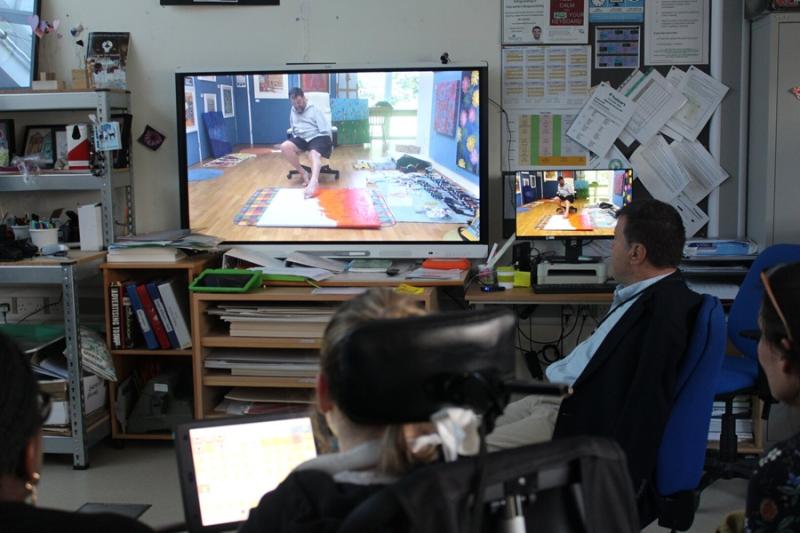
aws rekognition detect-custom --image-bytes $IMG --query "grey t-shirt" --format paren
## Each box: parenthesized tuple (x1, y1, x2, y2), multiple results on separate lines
(290, 102, 332, 141)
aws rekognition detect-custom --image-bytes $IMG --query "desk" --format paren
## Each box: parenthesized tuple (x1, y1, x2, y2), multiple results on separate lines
(0, 251, 108, 468)
(465, 286, 613, 307)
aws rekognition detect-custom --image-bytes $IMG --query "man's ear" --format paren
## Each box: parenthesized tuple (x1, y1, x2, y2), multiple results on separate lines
(629, 242, 647, 265)
(316, 373, 333, 413)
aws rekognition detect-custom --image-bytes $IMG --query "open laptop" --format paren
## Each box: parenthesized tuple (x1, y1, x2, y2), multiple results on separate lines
(175, 413, 318, 532)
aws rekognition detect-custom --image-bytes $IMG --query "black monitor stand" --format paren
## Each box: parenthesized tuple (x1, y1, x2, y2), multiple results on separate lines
(550, 238, 601, 264)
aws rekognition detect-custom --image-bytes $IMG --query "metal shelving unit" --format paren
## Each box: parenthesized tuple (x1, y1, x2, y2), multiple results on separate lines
(0, 90, 137, 468)
(0, 252, 108, 468)
(0, 89, 136, 243)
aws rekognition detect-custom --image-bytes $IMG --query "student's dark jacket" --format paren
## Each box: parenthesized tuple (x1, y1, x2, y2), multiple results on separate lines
(552, 271, 702, 524)
(0, 501, 154, 533)
(238, 470, 385, 533)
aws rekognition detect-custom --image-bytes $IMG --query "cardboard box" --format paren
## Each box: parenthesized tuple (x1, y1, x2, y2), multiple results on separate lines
(78, 203, 104, 251)
(43, 374, 107, 426)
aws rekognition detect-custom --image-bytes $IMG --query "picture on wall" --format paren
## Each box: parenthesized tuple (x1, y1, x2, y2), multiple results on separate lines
(434, 80, 458, 137)
(197, 76, 217, 82)
(203, 93, 217, 113)
(220, 85, 234, 118)
(185, 87, 198, 133)
(253, 74, 288, 99)
(300, 73, 329, 93)
(455, 71, 480, 176)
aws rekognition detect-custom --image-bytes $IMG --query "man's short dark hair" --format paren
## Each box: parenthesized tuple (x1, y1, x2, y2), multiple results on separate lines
(616, 199, 685, 268)
(289, 87, 304, 99)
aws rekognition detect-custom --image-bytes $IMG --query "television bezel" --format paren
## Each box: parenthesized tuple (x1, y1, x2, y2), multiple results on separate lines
(175, 62, 489, 259)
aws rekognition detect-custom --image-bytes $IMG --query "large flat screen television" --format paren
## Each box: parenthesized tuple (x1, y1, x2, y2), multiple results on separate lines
(514, 169, 633, 258)
(176, 64, 488, 259)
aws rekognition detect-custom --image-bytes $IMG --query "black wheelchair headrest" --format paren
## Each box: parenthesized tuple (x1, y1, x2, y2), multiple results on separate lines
(334, 308, 517, 425)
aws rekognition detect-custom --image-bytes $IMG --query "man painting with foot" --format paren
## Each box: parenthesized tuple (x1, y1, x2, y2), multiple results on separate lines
(281, 87, 333, 198)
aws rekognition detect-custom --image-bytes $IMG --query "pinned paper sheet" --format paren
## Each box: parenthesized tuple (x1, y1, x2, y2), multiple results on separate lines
(618, 69, 687, 146)
(674, 194, 709, 237)
(670, 139, 729, 203)
(589, 144, 632, 171)
(630, 134, 689, 201)
(566, 82, 635, 158)
(663, 66, 728, 140)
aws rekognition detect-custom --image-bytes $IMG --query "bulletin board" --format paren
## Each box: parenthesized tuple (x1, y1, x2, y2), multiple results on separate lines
(500, 0, 723, 238)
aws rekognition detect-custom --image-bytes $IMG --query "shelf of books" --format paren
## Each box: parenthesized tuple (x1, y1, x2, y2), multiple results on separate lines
(191, 286, 437, 420)
(101, 255, 217, 440)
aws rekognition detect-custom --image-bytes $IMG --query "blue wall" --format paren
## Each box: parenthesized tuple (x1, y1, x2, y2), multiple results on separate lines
(428, 71, 479, 186)
(186, 73, 341, 166)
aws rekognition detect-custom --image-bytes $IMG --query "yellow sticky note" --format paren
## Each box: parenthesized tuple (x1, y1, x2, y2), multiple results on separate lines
(513, 270, 532, 288)
(395, 283, 424, 295)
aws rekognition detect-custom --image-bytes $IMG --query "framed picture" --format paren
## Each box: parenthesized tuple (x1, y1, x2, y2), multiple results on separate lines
(23, 126, 57, 168)
(220, 85, 234, 118)
(111, 114, 133, 169)
(253, 74, 288, 99)
(197, 76, 217, 82)
(54, 128, 68, 169)
(0, 0, 40, 90)
(0, 119, 15, 167)
(185, 87, 198, 133)
(203, 93, 217, 113)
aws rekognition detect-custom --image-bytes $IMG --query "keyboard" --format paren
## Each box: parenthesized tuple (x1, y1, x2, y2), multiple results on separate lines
(533, 282, 618, 294)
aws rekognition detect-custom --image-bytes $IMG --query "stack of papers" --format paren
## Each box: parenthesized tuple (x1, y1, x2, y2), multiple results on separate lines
(208, 304, 336, 338)
(205, 348, 320, 376)
(109, 230, 222, 263)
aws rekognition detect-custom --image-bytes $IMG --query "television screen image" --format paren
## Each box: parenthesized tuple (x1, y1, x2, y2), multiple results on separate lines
(176, 65, 488, 257)
(514, 169, 633, 238)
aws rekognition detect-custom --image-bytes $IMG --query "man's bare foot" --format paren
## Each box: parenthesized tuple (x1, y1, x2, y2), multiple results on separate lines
(304, 180, 319, 198)
(299, 171, 310, 186)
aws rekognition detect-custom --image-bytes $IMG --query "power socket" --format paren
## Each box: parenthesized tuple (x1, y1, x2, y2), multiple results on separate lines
(15, 297, 45, 318)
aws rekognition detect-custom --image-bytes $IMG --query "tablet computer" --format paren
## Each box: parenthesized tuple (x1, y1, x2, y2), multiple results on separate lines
(175, 413, 318, 532)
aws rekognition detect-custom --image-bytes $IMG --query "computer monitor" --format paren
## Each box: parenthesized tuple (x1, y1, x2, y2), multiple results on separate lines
(175, 413, 317, 532)
(513, 169, 633, 260)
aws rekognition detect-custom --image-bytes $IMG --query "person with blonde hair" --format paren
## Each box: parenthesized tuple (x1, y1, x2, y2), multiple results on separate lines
(239, 288, 440, 532)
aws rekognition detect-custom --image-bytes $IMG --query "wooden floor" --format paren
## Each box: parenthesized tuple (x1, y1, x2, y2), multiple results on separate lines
(516, 200, 615, 238)
(188, 144, 463, 242)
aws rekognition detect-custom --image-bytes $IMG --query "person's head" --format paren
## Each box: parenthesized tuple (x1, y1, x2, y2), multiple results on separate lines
(289, 87, 307, 113)
(0, 333, 47, 503)
(612, 199, 685, 284)
(557, 176, 564, 184)
(758, 262, 800, 405)
(532, 25, 542, 40)
(316, 288, 435, 475)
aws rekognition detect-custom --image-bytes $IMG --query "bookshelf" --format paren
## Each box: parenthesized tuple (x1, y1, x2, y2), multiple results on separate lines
(191, 286, 438, 419)
(100, 254, 217, 440)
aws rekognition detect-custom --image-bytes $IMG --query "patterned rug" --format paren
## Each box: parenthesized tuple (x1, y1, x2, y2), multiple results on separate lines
(203, 152, 256, 168)
(234, 188, 396, 227)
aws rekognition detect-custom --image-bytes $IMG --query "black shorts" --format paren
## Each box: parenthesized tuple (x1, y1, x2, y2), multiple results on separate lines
(289, 135, 332, 159)
(557, 194, 575, 202)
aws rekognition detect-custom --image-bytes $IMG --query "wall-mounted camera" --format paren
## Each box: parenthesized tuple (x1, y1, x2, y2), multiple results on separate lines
(440, 52, 450, 65)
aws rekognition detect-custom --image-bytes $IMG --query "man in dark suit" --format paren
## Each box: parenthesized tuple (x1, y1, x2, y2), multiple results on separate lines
(487, 199, 702, 519)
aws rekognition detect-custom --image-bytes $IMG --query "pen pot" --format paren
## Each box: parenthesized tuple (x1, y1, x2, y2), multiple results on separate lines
(30, 228, 58, 251)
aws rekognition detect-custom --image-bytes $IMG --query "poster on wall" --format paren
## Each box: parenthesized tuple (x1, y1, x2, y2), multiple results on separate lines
(203, 93, 217, 113)
(220, 85, 234, 118)
(588, 0, 644, 23)
(253, 74, 288, 99)
(434, 81, 458, 137)
(502, 0, 589, 45)
(644, 0, 709, 65)
(507, 110, 589, 169)
(502, 46, 590, 109)
(594, 26, 640, 69)
(456, 71, 480, 176)
(300, 74, 329, 93)
(185, 87, 197, 133)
